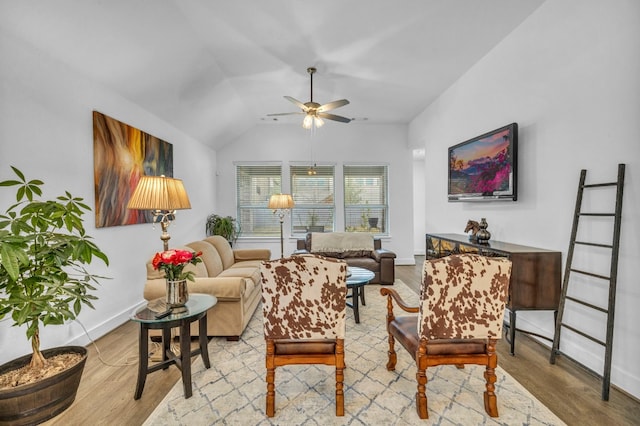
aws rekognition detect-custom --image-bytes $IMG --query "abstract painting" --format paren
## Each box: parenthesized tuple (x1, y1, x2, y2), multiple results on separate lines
(93, 111, 173, 227)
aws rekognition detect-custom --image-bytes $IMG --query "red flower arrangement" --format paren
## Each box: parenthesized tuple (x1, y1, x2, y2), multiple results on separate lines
(152, 249, 203, 281)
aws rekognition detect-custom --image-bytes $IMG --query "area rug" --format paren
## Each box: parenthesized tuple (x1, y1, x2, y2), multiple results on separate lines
(143, 280, 565, 425)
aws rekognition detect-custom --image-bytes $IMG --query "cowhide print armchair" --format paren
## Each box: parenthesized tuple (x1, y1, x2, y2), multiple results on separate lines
(260, 254, 348, 417)
(380, 254, 512, 419)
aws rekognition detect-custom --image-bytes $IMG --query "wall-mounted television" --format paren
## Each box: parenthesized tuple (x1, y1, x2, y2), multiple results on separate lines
(448, 123, 517, 202)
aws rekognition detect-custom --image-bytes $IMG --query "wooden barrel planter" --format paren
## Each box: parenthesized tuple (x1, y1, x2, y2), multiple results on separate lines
(0, 346, 87, 425)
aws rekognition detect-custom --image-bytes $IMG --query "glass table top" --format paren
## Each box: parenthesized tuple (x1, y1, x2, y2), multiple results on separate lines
(346, 266, 375, 285)
(131, 293, 217, 324)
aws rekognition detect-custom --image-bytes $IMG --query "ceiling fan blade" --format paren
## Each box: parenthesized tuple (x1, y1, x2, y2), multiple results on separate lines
(318, 112, 351, 123)
(284, 96, 310, 112)
(266, 112, 304, 116)
(317, 99, 350, 113)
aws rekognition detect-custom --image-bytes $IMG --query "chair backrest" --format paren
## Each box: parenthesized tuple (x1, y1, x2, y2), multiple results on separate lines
(418, 254, 512, 340)
(260, 254, 348, 340)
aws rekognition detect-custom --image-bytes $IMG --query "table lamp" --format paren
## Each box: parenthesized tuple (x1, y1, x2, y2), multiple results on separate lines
(127, 175, 191, 251)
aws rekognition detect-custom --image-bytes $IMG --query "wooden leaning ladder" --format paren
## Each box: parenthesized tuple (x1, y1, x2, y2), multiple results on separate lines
(549, 164, 625, 401)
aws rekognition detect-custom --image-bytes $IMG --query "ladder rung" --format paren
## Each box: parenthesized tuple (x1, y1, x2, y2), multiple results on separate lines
(560, 323, 606, 346)
(569, 268, 610, 281)
(565, 296, 608, 313)
(583, 182, 617, 188)
(579, 213, 615, 217)
(574, 241, 613, 249)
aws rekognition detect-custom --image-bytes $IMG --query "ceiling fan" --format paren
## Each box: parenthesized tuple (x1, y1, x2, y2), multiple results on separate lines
(268, 67, 351, 129)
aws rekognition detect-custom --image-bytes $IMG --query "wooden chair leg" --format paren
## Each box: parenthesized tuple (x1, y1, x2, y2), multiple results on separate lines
(484, 340, 499, 417)
(266, 340, 276, 417)
(382, 290, 398, 371)
(483, 365, 499, 417)
(336, 340, 345, 416)
(415, 366, 429, 419)
(386, 333, 397, 371)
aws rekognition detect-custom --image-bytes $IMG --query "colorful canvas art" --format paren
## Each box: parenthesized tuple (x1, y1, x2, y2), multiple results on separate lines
(93, 111, 173, 228)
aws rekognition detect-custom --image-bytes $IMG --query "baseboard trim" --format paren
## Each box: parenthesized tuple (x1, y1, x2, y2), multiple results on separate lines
(68, 300, 146, 347)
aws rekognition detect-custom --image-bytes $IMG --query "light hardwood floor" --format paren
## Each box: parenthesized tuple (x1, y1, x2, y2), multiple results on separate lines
(44, 258, 639, 425)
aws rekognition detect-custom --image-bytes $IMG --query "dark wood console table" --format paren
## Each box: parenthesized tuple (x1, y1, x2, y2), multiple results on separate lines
(426, 233, 561, 355)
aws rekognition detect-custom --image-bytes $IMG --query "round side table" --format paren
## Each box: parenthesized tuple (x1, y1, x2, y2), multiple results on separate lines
(131, 293, 217, 399)
(346, 267, 375, 324)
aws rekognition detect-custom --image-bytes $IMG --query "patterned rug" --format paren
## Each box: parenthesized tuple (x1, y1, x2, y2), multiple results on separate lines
(143, 280, 565, 425)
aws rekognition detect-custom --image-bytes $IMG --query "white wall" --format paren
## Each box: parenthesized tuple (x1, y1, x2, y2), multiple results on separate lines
(409, 0, 640, 398)
(412, 154, 426, 255)
(0, 32, 216, 363)
(216, 123, 415, 265)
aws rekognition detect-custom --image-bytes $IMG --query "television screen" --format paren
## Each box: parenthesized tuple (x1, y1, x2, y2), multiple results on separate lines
(448, 123, 517, 201)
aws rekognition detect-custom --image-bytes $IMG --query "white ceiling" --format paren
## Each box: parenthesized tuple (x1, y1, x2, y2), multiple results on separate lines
(1, 0, 545, 150)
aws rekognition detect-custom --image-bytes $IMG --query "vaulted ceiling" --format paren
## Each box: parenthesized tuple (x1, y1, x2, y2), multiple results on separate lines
(1, 1, 545, 150)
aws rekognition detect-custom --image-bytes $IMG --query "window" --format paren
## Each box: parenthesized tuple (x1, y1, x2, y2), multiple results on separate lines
(290, 165, 335, 234)
(236, 164, 282, 236)
(344, 164, 388, 234)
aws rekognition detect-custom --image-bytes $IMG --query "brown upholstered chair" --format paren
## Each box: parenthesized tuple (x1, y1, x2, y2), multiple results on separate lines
(260, 254, 348, 417)
(380, 254, 512, 419)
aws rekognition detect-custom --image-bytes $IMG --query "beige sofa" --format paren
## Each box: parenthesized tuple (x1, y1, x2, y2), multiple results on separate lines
(143, 235, 271, 340)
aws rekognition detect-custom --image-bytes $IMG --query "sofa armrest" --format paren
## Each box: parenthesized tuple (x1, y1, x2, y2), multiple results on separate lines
(233, 248, 271, 262)
(372, 248, 396, 261)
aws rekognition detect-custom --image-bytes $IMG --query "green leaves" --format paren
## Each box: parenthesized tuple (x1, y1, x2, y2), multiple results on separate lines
(0, 166, 109, 362)
(0, 165, 44, 202)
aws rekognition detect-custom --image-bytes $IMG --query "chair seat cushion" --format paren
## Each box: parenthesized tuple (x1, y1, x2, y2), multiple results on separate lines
(389, 316, 487, 359)
(273, 339, 337, 355)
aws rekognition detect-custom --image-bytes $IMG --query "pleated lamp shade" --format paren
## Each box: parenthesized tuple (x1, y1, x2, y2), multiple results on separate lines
(268, 194, 295, 210)
(127, 175, 191, 211)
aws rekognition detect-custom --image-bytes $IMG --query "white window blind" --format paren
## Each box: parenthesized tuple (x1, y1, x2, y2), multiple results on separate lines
(290, 165, 335, 234)
(236, 164, 282, 236)
(343, 164, 388, 234)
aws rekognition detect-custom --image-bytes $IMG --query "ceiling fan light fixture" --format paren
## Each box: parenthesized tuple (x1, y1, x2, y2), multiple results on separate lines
(269, 66, 351, 129)
(302, 114, 313, 129)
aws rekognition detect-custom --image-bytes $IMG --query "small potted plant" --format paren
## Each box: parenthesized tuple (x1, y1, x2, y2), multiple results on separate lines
(0, 166, 109, 424)
(205, 214, 240, 245)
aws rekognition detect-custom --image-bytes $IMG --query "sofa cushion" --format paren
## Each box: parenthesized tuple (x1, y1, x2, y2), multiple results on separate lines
(187, 240, 223, 277)
(190, 276, 252, 300)
(232, 259, 264, 269)
(308, 250, 372, 259)
(205, 236, 236, 270)
(310, 232, 374, 254)
(219, 266, 261, 285)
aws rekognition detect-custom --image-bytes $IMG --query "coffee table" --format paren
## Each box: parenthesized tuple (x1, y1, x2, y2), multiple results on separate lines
(346, 267, 375, 324)
(131, 293, 217, 399)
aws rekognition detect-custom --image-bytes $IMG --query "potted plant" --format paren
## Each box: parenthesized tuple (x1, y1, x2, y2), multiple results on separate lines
(205, 214, 239, 245)
(0, 166, 109, 424)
